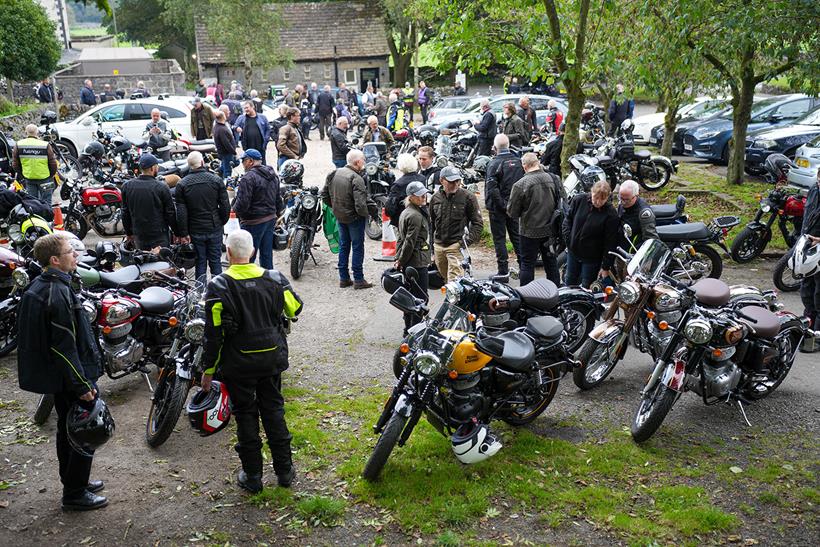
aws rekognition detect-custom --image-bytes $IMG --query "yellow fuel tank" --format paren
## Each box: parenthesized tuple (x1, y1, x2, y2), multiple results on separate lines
(440, 329, 492, 374)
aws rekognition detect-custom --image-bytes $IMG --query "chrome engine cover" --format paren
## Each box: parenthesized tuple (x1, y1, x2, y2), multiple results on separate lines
(102, 336, 144, 373)
(92, 206, 124, 236)
(688, 361, 741, 398)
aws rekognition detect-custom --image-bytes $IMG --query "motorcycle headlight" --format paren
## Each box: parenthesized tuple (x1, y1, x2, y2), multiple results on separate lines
(413, 351, 441, 376)
(444, 281, 462, 303)
(366, 163, 378, 176)
(82, 299, 97, 323)
(301, 194, 317, 209)
(184, 318, 205, 343)
(12, 268, 29, 289)
(618, 281, 641, 305)
(104, 302, 131, 325)
(759, 199, 771, 213)
(684, 318, 713, 344)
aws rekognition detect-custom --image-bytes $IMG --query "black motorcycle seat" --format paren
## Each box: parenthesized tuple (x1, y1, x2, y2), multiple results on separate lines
(136, 286, 175, 314)
(634, 149, 652, 159)
(657, 222, 709, 241)
(98, 265, 141, 288)
(595, 155, 613, 164)
(515, 279, 559, 311)
(651, 203, 679, 218)
(78, 254, 97, 266)
(189, 139, 214, 146)
(693, 278, 730, 307)
(738, 306, 780, 339)
(525, 316, 564, 340)
(481, 331, 535, 371)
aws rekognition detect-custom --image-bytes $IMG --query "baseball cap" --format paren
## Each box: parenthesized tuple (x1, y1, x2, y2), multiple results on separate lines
(191, 96, 202, 104)
(138, 153, 160, 170)
(440, 166, 463, 182)
(405, 181, 429, 197)
(239, 149, 262, 160)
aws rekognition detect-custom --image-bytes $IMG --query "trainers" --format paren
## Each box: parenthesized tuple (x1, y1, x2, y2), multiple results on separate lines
(237, 470, 263, 494)
(277, 467, 296, 488)
(354, 280, 374, 290)
(339, 279, 354, 288)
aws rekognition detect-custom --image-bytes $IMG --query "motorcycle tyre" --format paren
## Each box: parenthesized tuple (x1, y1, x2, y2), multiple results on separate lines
(574, 336, 620, 390)
(290, 229, 309, 279)
(556, 251, 567, 285)
(0, 306, 18, 358)
(58, 153, 83, 180)
(692, 244, 722, 280)
(637, 160, 671, 191)
(730, 226, 771, 263)
(772, 248, 800, 292)
(365, 196, 387, 241)
(561, 301, 596, 354)
(33, 394, 55, 425)
(631, 382, 678, 443)
(63, 210, 89, 240)
(392, 348, 404, 379)
(362, 411, 407, 482)
(500, 364, 559, 426)
(146, 370, 191, 448)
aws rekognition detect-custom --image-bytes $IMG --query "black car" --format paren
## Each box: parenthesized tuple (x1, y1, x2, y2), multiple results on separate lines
(649, 101, 731, 154)
(744, 106, 820, 174)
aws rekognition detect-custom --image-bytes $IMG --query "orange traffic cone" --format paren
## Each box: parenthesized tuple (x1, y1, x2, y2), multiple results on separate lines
(52, 206, 64, 231)
(374, 208, 397, 262)
(225, 211, 240, 235)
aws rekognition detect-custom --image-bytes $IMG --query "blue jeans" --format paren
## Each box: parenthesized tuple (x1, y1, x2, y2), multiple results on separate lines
(191, 229, 224, 282)
(242, 219, 276, 269)
(564, 251, 601, 288)
(26, 180, 54, 204)
(277, 156, 288, 169)
(332, 159, 346, 168)
(338, 217, 366, 282)
(220, 155, 236, 178)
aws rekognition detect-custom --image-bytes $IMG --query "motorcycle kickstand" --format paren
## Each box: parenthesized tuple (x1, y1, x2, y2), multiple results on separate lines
(309, 249, 318, 266)
(143, 372, 154, 394)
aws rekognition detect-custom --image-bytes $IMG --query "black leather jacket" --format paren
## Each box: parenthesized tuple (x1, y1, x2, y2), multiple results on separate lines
(175, 168, 231, 236)
(485, 151, 524, 214)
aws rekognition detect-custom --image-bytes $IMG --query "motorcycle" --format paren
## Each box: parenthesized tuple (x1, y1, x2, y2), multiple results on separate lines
(630, 262, 810, 442)
(579, 103, 606, 144)
(656, 215, 740, 281)
(288, 186, 323, 279)
(363, 278, 578, 481)
(39, 111, 82, 180)
(60, 176, 125, 240)
(361, 141, 395, 241)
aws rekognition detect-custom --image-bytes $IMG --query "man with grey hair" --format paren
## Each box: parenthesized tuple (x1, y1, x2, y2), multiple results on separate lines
(474, 98, 496, 157)
(143, 108, 172, 160)
(200, 228, 303, 494)
(322, 150, 373, 288)
(507, 152, 565, 285)
(175, 151, 231, 280)
(617, 179, 657, 246)
(485, 133, 523, 281)
(80, 79, 96, 106)
(329, 116, 351, 168)
(12, 124, 58, 202)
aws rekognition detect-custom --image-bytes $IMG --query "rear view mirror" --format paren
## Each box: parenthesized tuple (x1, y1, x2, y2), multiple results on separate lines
(623, 224, 633, 239)
(81, 117, 95, 127)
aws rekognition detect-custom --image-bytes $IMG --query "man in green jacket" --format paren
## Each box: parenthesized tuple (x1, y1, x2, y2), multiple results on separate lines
(200, 229, 303, 493)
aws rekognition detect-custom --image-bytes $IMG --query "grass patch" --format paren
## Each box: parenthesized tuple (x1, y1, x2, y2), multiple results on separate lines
(295, 495, 346, 527)
(0, 99, 39, 118)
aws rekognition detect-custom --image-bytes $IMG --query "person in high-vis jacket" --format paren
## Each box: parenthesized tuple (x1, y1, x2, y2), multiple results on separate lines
(12, 124, 58, 203)
(200, 229, 303, 494)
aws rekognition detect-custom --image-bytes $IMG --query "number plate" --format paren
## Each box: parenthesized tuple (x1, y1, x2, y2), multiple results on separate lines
(684, 144, 693, 151)
(796, 158, 810, 168)
(649, 137, 657, 144)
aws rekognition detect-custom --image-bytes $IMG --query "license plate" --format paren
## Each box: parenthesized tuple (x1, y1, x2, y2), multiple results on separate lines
(649, 137, 657, 144)
(796, 158, 810, 168)
(684, 144, 693, 151)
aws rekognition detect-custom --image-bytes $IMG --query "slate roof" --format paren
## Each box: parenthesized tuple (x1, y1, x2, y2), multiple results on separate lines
(195, 1, 390, 65)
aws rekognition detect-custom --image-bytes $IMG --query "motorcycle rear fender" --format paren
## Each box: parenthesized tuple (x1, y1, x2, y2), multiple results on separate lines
(649, 155, 674, 171)
(0, 296, 17, 316)
(745, 220, 773, 232)
(589, 319, 623, 343)
(660, 359, 687, 392)
(558, 287, 600, 317)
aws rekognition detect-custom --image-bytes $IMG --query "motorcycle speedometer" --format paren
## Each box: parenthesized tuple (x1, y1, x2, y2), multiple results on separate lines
(618, 281, 641, 305)
(684, 318, 713, 344)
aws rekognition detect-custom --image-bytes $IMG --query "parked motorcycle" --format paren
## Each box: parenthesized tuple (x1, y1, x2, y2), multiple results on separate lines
(61, 177, 125, 240)
(361, 141, 395, 241)
(39, 111, 82, 180)
(363, 278, 578, 480)
(289, 186, 323, 279)
(656, 215, 740, 281)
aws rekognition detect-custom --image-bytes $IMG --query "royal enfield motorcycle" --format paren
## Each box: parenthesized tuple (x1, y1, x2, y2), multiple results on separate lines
(61, 177, 125, 239)
(363, 281, 577, 481)
(289, 186, 323, 279)
(361, 141, 395, 241)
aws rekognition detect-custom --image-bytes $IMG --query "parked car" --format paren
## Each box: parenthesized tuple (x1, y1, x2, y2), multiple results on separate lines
(632, 96, 727, 144)
(41, 96, 195, 157)
(432, 94, 568, 130)
(787, 135, 820, 190)
(648, 100, 734, 154)
(744, 106, 820, 174)
(682, 94, 820, 164)
(427, 96, 481, 123)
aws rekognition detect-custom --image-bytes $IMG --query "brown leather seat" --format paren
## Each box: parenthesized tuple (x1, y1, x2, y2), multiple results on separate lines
(693, 278, 730, 306)
(738, 306, 780, 339)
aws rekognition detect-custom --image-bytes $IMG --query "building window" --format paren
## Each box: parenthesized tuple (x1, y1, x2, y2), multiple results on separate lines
(283, 68, 291, 81)
(303, 65, 311, 79)
(324, 64, 332, 80)
(344, 69, 356, 85)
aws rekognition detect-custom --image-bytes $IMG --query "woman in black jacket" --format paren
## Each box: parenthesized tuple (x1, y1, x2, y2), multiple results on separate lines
(386, 153, 425, 227)
(562, 180, 620, 288)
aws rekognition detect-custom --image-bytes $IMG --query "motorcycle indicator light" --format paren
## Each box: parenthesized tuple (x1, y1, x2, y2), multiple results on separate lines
(399, 343, 410, 354)
(102, 326, 112, 335)
(646, 311, 655, 320)
(604, 286, 613, 295)
(168, 316, 178, 327)
(755, 193, 761, 200)
(688, 247, 697, 256)
(712, 348, 723, 358)
(658, 321, 669, 331)
(448, 370, 458, 380)
(8, 261, 15, 270)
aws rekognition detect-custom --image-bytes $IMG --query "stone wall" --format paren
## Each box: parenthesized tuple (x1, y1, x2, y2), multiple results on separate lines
(0, 104, 92, 139)
(54, 59, 187, 104)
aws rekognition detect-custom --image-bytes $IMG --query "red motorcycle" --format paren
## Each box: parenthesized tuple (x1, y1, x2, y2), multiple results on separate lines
(60, 176, 125, 240)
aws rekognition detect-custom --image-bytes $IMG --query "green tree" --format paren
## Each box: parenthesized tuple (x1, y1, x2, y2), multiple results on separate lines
(653, 0, 820, 184)
(380, 0, 434, 86)
(0, 0, 62, 101)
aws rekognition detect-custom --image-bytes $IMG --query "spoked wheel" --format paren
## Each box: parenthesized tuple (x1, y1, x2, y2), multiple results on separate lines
(362, 411, 407, 482)
(365, 196, 387, 241)
(637, 160, 671, 191)
(574, 336, 621, 390)
(501, 365, 559, 425)
(631, 380, 679, 442)
(146, 368, 191, 448)
(33, 394, 55, 425)
(730, 226, 771, 263)
(740, 329, 800, 400)
(290, 229, 309, 279)
(62, 210, 89, 240)
(57, 153, 82, 181)
(772, 248, 801, 292)
(560, 302, 595, 354)
(668, 244, 722, 283)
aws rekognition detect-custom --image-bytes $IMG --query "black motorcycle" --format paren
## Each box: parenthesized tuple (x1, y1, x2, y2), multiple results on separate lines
(656, 215, 740, 281)
(289, 186, 323, 279)
(361, 142, 395, 241)
(39, 111, 82, 181)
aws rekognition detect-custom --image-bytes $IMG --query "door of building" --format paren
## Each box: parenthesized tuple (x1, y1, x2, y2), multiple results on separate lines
(360, 68, 379, 92)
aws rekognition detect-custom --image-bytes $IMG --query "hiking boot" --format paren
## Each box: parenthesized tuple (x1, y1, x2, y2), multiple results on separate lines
(237, 470, 263, 494)
(354, 280, 373, 290)
(277, 466, 296, 488)
(339, 279, 354, 288)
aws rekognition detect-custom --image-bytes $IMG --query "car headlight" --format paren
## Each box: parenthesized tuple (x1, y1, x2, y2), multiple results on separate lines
(754, 139, 778, 149)
(618, 281, 641, 305)
(184, 318, 205, 343)
(695, 128, 720, 139)
(301, 194, 317, 209)
(413, 351, 441, 376)
(444, 281, 462, 303)
(684, 318, 713, 344)
(365, 163, 378, 176)
(12, 268, 29, 289)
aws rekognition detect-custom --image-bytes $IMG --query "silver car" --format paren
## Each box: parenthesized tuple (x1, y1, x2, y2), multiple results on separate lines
(427, 96, 481, 124)
(788, 134, 820, 189)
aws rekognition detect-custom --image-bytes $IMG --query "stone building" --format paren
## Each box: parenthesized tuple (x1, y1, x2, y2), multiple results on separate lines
(194, 1, 391, 92)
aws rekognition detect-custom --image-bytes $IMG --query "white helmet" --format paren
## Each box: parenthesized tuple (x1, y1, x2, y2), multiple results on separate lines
(451, 421, 502, 464)
(789, 235, 820, 278)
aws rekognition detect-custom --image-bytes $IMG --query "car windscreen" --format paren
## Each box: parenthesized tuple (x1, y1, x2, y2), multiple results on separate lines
(796, 106, 820, 126)
(694, 101, 731, 119)
(749, 97, 786, 118)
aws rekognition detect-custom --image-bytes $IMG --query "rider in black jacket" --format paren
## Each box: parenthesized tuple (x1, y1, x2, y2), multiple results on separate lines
(329, 117, 351, 168)
(616, 180, 658, 247)
(474, 100, 497, 157)
(484, 134, 523, 278)
(122, 154, 179, 250)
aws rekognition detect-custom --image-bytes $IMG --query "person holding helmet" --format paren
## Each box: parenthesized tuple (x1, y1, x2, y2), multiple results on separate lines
(395, 181, 432, 331)
(12, 124, 58, 203)
(617, 180, 658, 247)
(798, 169, 820, 339)
(17, 233, 108, 511)
(122, 153, 180, 250)
(200, 229, 303, 493)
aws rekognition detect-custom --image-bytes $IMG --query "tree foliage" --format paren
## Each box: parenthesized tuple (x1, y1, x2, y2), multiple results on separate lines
(380, 0, 434, 86)
(0, 0, 62, 99)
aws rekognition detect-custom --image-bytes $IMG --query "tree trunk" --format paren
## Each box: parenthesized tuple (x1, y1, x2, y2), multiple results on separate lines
(393, 52, 412, 88)
(656, 91, 667, 113)
(727, 77, 756, 184)
(8, 81, 14, 103)
(660, 103, 679, 158)
(561, 81, 585, 176)
(244, 63, 254, 91)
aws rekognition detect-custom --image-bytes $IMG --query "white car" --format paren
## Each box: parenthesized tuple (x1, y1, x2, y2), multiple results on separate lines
(787, 135, 820, 190)
(433, 94, 568, 130)
(632, 96, 727, 144)
(427, 96, 481, 124)
(43, 96, 197, 157)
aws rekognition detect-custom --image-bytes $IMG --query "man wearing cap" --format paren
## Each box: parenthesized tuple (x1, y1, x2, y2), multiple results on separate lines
(396, 181, 431, 331)
(122, 154, 180, 250)
(190, 97, 214, 141)
(429, 166, 483, 282)
(233, 149, 283, 270)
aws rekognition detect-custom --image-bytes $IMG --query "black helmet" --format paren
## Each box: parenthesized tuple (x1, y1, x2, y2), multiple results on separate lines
(472, 155, 491, 175)
(763, 153, 796, 183)
(111, 135, 132, 155)
(94, 240, 119, 270)
(273, 225, 289, 251)
(280, 159, 304, 185)
(40, 110, 58, 126)
(418, 129, 437, 148)
(381, 267, 405, 295)
(172, 243, 196, 270)
(580, 165, 606, 191)
(427, 263, 445, 290)
(82, 141, 105, 160)
(187, 381, 231, 436)
(67, 398, 115, 457)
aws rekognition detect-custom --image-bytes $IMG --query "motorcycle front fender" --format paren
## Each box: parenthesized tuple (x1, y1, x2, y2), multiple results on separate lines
(659, 359, 687, 393)
(746, 218, 773, 231)
(0, 296, 18, 316)
(394, 393, 414, 418)
(589, 318, 624, 343)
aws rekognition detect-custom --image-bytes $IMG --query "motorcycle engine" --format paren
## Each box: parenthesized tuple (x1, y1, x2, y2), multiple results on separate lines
(446, 371, 487, 421)
(101, 335, 144, 373)
(687, 361, 741, 398)
(93, 205, 124, 236)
